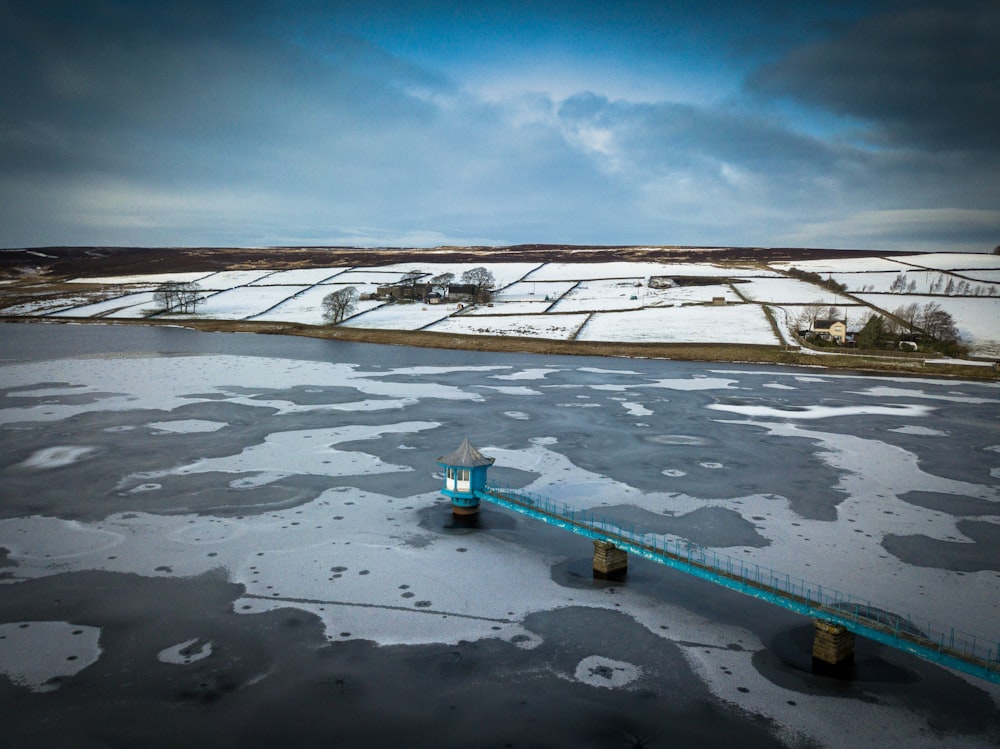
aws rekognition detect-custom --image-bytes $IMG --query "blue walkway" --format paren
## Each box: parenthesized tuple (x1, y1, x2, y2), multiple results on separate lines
(477, 482, 1000, 685)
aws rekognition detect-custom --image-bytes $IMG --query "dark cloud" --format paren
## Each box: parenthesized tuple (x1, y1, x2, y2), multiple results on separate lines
(748, 5, 1000, 151)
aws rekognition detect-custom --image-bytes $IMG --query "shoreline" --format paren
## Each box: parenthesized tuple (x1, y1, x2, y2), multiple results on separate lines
(7, 315, 997, 381)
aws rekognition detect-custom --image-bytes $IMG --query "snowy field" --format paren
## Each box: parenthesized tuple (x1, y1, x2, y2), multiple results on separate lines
(496, 280, 578, 302)
(188, 285, 311, 319)
(823, 270, 999, 296)
(247, 268, 349, 285)
(858, 293, 1000, 358)
(427, 312, 590, 339)
(738, 277, 856, 305)
(770, 257, 913, 274)
(577, 304, 779, 344)
(340, 301, 459, 330)
(901, 253, 1000, 271)
(4, 253, 997, 361)
(1, 323, 998, 748)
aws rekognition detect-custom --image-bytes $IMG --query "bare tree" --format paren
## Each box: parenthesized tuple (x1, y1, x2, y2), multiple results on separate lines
(322, 286, 359, 324)
(891, 302, 921, 333)
(400, 270, 424, 288)
(153, 281, 202, 313)
(460, 266, 496, 301)
(917, 302, 960, 341)
(428, 272, 454, 296)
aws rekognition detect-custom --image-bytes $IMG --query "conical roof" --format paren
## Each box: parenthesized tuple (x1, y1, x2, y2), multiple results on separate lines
(437, 437, 493, 467)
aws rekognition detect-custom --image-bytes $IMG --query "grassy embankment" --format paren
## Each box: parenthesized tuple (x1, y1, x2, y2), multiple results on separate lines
(12, 315, 995, 381)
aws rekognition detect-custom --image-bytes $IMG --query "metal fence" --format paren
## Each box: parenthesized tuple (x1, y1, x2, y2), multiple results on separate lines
(481, 482, 1000, 681)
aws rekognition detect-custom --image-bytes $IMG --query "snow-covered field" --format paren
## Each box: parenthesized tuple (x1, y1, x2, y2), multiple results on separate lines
(738, 277, 856, 305)
(4, 252, 998, 358)
(190, 285, 311, 320)
(901, 253, 1000, 271)
(428, 312, 590, 339)
(577, 304, 779, 344)
(858, 293, 1000, 358)
(341, 302, 458, 330)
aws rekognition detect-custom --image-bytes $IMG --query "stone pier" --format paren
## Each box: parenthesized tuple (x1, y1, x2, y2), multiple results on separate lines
(593, 540, 628, 580)
(812, 619, 855, 673)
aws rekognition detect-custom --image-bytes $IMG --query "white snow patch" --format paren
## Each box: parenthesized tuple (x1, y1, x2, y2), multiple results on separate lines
(157, 638, 213, 665)
(0, 622, 101, 692)
(20, 445, 95, 469)
(708, 403, 935, 420)
(148, 419, 226, 433)
(572, 655, 641, 689)
(889, 426, 948, 436)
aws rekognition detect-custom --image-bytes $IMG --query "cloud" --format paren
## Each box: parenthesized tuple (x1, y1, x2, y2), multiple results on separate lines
(785, 208, 1000, 252)
(0, 1, 996, 250)
(748, 5, 1000, 151)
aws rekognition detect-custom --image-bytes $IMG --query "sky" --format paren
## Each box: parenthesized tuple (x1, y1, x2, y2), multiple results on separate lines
(1, 0, 998, 251)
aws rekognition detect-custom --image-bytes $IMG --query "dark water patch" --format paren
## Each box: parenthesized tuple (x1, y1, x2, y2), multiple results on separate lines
(220, 384, 397, 407)
(0, 386, 127, 407)
(882, 520, 1000, 572)
(760, 624, 1000, 736)
(416, 502, 517, 535)
(898, 491, 999, 517)
(597, 504, 769, 549)
(550, 557, 637, 590)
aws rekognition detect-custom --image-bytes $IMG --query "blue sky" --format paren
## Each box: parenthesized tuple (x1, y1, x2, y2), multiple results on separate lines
(1, 0, 997, 251)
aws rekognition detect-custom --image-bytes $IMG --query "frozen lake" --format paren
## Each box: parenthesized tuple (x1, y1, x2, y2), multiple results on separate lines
(1, 322, 999, 748)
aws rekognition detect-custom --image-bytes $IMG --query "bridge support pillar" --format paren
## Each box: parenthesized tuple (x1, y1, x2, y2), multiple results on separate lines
(812, 620, 855, 674)
(593, 540, 627, 581)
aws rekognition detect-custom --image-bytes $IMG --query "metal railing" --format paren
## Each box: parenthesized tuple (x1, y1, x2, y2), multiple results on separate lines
(479, 482, 1000, 684)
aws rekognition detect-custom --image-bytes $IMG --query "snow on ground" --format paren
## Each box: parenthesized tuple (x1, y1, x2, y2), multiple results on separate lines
(252, 286, 383, 325)
(428, 312, 590, 339)
(824, 269, 991, 295)
(523, 262, 681, 281)
(900, 253, 1000, 270)
(66, 272, 213, 285)
(548, 278, 664, 312)
(577, 305, 779, 344)
(495, 280, 577, 301)
(660, 284, 742, 304)
(652, 262, 780, 278)
(1, 294, 111, 316)
(463, 301, 553, 316)
(178, 285, 310, 320)
(49, 291, 157, 318)
(320, 269, 422, 286)
(366, 262, 542, 289)
(197, 270, 279, 289)
(0, 622, 102, 692)
(738, 276, 855, 304)
(954, 269, 1000, 285)
(341, 302, 459, 330)
(857, 293, 1000, 357)
(770, 257, 912, 273)
(248, 268, 349, 285)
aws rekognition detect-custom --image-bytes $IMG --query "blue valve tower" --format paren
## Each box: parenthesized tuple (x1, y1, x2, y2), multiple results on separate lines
(437, 438, 494, 516)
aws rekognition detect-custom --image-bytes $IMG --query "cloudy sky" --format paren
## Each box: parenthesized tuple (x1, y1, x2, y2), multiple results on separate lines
(2, 0, 998, 251)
